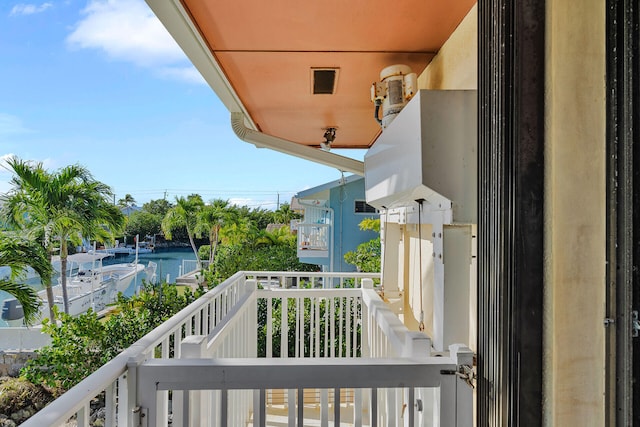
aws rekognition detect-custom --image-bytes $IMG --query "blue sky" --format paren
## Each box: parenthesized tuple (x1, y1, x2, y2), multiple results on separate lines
(0, 0, 364, 210)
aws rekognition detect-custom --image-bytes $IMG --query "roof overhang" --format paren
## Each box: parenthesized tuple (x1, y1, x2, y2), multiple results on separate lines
(145, 0, 475, 168)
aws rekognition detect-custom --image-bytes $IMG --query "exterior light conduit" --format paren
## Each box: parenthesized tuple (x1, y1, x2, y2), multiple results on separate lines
(231, 112, 364, 176)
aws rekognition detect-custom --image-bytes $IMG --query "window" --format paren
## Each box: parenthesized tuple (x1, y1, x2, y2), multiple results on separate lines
(354, 200, 378, 214)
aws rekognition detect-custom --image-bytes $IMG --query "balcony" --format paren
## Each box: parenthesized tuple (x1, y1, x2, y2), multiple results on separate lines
(22, 271, 473, 427)
(297, 223, 330, 258)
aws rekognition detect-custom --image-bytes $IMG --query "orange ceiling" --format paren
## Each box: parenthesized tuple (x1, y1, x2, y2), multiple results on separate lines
(181, 0, 475, 149)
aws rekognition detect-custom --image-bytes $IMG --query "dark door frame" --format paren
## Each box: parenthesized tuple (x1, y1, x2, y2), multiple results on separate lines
(606, 0, 639, 425)
(477, 0, 545, 425)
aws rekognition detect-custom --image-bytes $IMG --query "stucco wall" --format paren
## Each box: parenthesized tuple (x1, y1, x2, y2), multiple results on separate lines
(419, 4, 477, 91)
(329, 178, 378, 272)
(544, 0, 606, 424)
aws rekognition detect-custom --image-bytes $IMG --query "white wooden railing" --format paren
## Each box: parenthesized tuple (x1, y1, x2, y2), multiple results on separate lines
(297, 223, 330, 251)
(21, 271, 473, 427)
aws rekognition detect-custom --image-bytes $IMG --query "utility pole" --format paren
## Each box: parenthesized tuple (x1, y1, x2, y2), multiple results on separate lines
(277, 192, 280, 210)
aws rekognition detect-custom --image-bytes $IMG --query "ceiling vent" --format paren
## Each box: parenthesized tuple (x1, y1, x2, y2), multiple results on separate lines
(312, 68, 338, 94)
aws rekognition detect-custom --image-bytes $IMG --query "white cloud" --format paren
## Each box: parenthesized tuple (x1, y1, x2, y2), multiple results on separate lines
(0, 154, 17, 195)
(157, 66, 206, 85)
(9, 2, 53, 16)
(0, 153, 16, 168)
(229, 197, 278, 210)
(0, 113, 32, 136)
(66, 0, 202, 84)
(0, 154, 59, 177)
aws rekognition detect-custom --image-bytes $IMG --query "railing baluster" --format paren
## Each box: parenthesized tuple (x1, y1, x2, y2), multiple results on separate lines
(266, 297, 272, 358)
(334, 387, 341, 425)
(296, 297, 301, 358)
(309, 296, 314, 357)
(281, 296, 288, 358)
(297, 388, 304, 427)
(105, 382, 115, 427)
(252, 389, 263, 427)
(220, 389, 228, 427)
(320, 388, 329, 427)
(117, 372, 128, 426)
(315, 298, 320, 357)
(371, 388, 378, 427)
(354, 388, 362, 427)
(346, 297, 352, 357)
(195, 310, 202, 335)
(339, 296, 344, 357)
(386, 387, 397, 426)
(288, 389, 296, 426)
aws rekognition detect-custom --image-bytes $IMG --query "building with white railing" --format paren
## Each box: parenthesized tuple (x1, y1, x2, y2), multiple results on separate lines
(292, 175, 379, 272)
(23, 271, 473, 426)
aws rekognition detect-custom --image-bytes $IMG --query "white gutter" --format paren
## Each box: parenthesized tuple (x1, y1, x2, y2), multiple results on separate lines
(231, 113, 364, 176)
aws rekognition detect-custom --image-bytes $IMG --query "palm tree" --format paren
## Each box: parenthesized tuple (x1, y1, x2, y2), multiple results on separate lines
(1, 157, 125, 317)
(0, 230, 53, 324)
(117, 194, 136, 208)
(161, 194, 204, 268)
(273, 202, 299, 225)
(194, 199, 237, 266)
(220, 214, 255, 247)
(254, 226, 295, 249)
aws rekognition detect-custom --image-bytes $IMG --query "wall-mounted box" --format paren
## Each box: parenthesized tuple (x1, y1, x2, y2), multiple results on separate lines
(364, 90, 477, 224)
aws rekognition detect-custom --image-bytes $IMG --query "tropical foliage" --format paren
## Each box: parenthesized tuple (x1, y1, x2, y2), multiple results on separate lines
(124, 210, 162, 240)
(207, 222, 317, 284)
(194, 199, 236, 266)
(0, 230, 52, 324)
(344, 218, 381, 272)
(0, 157, 125, 317)
(161, 194, 205, 268)
(272, 202, 300, 224)
(21, 282, 203, 390)
(117, 193, 136, 208)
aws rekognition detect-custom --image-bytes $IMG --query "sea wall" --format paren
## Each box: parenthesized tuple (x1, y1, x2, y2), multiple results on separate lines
(0, 351, 37, 377)
(0, 327, 51, 353)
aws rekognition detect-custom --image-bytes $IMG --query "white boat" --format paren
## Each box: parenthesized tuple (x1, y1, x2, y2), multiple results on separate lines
(1, 252, 157, 326)
(98, 236, 155, 256)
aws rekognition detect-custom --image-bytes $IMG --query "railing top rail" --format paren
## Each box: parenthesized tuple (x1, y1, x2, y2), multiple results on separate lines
(244, 271, 379, 278)
(139, 357, 457, 390)
(255, 288, 362, 297)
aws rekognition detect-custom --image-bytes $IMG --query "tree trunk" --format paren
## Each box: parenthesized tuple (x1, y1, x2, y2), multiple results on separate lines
(45, 251, 56, 324)
(60, 241, 70, 314)
(187, 227, 201, 270)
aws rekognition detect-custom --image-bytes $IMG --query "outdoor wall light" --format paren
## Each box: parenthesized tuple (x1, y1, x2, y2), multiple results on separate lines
(321, 127, 337, 151)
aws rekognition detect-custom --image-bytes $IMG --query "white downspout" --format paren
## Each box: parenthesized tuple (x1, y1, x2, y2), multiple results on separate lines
(231, 112, 365, 176)
(328, 207, 334, 275)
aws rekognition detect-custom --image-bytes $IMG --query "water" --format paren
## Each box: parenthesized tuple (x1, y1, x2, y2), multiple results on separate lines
(104, 247, 197, 284)
(0, 248, 197, 327)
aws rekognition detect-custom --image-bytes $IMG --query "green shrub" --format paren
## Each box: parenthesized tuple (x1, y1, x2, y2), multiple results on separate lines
(21, 281, 203, 390)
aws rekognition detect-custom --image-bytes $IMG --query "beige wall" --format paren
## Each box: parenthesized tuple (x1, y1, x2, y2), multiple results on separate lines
(544, 0, 606, 425)
(419, 4, 477, 91)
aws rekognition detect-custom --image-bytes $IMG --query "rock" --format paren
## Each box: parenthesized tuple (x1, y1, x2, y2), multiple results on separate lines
(0, 418, 16, 427)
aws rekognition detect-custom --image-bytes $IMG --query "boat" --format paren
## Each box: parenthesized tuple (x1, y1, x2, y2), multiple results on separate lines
(100, 240, 154, 256)
(1, 252, 157, 326)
